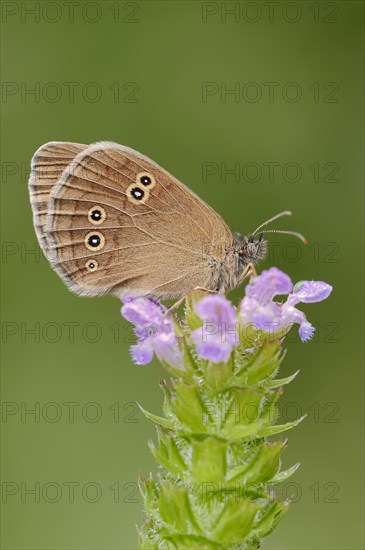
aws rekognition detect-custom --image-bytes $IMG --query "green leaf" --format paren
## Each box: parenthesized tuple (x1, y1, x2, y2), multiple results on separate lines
(270, 462, 300, 483)
(158, 480, 201, 534)
(203, 356, 234, 394)
(235, 340, 284, 386)
(222, 420, 264, 441)
(160, 380, 181, 425)
(173, 381, 210, 433)
(158, 358, 190, 382)
(227, 440, 286, 484)
(220, 388, 265, 440)
(181, 336, 200, 378)
(149, 427, 187, 477)
(250, 500, 289, 539)
(211, 497, 260, 544)
(139, 477, 160, 523)
(239, 322, 260, 349)
(260, 388, 283, 427)
(185, 292, 204, 332)
(191, 436, 227, 483)
(266, 370, 299, 389)
(258, 415, 306, 437)
(138, 403, 174, 430)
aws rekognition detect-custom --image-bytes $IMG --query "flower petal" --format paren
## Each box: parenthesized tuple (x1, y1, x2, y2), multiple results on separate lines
(246, 267, 293, 303)
(121, 297, 165, 327)
(195, 294, 236, 325)
(292, 281, 333, 303)
(154, 332, 184, 370)
(298, 321, 315, 342)
(194, 338, 233, 363)
(240, 296, 283, 329)
(130, 342, 154, 365)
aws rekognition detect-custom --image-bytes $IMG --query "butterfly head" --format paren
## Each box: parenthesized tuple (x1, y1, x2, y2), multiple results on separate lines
(238, 233, 268, 265)
(234, 210, 307, 269)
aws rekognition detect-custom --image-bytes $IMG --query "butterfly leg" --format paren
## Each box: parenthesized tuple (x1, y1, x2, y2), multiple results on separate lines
(163, 296, 186, 318)
(193, 286, 219, 294)
(238, 262, 257, 285)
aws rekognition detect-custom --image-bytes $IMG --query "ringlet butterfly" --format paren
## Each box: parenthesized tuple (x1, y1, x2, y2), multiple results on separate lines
(29, 141, 305, 298)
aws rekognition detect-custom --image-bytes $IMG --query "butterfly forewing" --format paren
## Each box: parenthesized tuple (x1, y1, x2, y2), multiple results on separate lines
(30, 141, 233, 298)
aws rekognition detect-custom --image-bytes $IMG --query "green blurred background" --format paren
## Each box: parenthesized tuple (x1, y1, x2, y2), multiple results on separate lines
(1, 1, 364, 548)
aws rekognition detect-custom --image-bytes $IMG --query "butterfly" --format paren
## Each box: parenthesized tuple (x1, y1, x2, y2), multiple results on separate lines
(29, 141, 305, 299)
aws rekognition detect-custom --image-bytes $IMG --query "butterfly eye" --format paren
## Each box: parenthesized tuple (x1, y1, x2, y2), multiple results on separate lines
(137, 172, 156, 190)
(88, 206, 106, 225)
(85, 259, 98, 272)
(85, 231, 105, 251)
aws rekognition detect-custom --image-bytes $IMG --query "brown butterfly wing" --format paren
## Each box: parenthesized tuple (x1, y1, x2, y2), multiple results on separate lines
(31, 141, 233, 298)
(29, 141, 87, 251)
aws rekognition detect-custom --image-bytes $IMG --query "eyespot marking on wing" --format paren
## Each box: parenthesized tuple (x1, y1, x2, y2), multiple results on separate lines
(88, 206, 106, 225)
(136, 172, 156, 190)
(126, 184, 150, 205)
(85, 259, 98, 272)
(85, 232, 105, 251)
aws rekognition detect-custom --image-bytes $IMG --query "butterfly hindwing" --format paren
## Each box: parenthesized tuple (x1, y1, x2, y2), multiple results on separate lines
(29, 141, 87, 252)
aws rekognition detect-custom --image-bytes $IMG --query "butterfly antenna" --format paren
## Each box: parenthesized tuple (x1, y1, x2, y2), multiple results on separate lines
(252, 210, 292, 235)
(259, 229, 307, 244)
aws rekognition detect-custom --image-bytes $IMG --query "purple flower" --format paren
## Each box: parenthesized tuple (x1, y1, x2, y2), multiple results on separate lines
(246, 267, 293, 303)
(240, 268, 332, 342)
(191, 295, 239, 363)
(121, 297, 183, 369)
